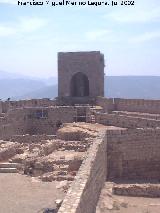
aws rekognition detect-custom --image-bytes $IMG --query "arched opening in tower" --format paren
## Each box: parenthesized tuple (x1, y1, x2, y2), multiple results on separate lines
(70, 72, 89, 97)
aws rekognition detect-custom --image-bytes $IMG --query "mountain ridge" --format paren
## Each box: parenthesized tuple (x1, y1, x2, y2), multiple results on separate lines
(0, 71, 160, 100)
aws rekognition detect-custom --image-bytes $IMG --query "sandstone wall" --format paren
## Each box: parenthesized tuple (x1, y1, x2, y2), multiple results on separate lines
(107, 128, 160, 180)
(96, 97, 115, 112)
(0, 106, 76, 139)
(10, 135, 56, 143)
(0, 124, 16, 140)
(0, 99, 57, 113)
(58, 51, 104, 98)
(115, 98, 160, 114)
(113, 184, 160, 198)
(0, 101, 2, 113)
(96, 97, 160, 114)
(58, 131, 107, 213)
(25, 106, 76, 135)
(112, 111, 160, 120)
(95, 112, 160, 128)
(0, 101, 10, 113)
(0, 108, 29, 139)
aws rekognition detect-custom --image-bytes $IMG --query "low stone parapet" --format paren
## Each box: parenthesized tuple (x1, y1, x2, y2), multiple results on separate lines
(113, 184, 160, 198)
(58, 131, 107, 213)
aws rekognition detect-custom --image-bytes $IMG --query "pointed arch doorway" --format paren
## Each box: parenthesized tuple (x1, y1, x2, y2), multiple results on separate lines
(70, 72, 89, 97)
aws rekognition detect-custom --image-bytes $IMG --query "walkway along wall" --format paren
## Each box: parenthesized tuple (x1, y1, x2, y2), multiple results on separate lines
(96, 97, 160, 114)
(58, 131, 107, 213)
(59, 127, 160, 213)
(95, 112, 160, 128)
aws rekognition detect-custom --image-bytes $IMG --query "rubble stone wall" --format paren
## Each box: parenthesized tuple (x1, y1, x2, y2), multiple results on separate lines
(96, 97, 115, 112)
(113, 184, 160, 198)
(107, 128, 160, 180)
(58, 131, 107, 213)
(0, 108, 28, 139)
(10, 135, 56, 143)
(0, 101, 10, 113)
(0, 106, 76, 139)
(112, 111, 160, 120)
(96, 97, 160, 114)
(95, 112, 160, 128)
(0, 124, 16, 140)
(25, 107, 76, 135)
(115, 98, 160, 113)
(58, 51, 104, 98)
(0, 99, 57, 113)
(0, 101, 2, 113)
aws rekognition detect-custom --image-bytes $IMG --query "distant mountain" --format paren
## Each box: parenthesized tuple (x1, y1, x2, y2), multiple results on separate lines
(13, 76, 160, 100)
(0, 71, 57, 100)
(0, 78, 46, 100)
(0, 70, 57, 84)
(43, 77, 57, 86)
(0, 70, 27, 79)
(15, 85, 58, 100)
(0, 71, 160, 100)
(105, 76, 160, 99)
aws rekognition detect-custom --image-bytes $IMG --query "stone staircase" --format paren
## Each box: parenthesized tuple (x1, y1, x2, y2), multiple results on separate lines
(0, 162, 20, 173)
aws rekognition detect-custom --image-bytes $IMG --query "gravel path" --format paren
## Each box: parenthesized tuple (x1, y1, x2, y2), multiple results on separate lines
(0, 174, 65, 213)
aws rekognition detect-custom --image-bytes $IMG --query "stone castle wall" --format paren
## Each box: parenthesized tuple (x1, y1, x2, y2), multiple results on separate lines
(25, 106, 76, 135)
(58, 51, 104, 98)
(0, 99, 57, 113)
(2, 97, 160, 115)
(0, 108, 28, 139)
(10, 135, 56, 143)
(115, 98, 160, 113)
(95, 112, 160, 128)
(0, 106, 76, 139)
(96, 97, 160, 114)
(96, 97, 115, 112)
(107, 128, 160, 180)
(58, 127, 160, 213)
(58, 131, 107, 213)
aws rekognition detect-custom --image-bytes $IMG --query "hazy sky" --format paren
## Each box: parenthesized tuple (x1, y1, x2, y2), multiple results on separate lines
(0, 0, 160, 78)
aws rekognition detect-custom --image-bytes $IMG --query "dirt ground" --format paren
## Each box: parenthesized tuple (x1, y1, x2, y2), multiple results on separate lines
(0, 174, 65, 213)
(96, 182, 160, 213)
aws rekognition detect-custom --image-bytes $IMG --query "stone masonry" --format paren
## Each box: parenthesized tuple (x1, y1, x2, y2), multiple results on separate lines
(58, 51, 104, 98)
(1, 52, 160, 213)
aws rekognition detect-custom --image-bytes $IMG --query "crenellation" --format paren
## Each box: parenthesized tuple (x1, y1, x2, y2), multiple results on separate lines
(1, 52, 160, 213)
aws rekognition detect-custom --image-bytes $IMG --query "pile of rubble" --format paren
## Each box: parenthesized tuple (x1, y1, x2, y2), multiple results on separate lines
(0, 141, 20, 161)
(113, 183, 160, 198)
(0, 123, 99, 184)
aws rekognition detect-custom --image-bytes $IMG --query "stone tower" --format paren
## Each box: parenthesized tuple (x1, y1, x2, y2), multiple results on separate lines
(58, 51, 104, 101)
